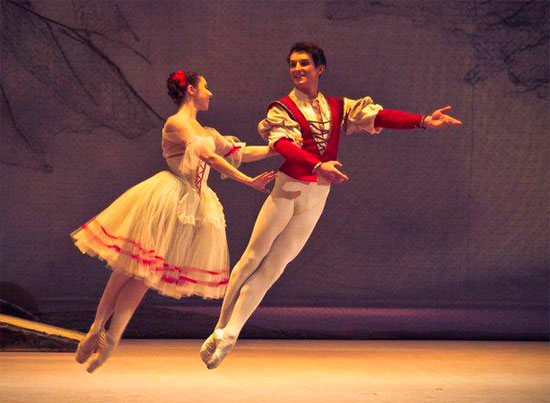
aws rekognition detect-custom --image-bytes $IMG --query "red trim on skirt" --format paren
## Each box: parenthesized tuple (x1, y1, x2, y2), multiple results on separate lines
(78, 221, 229, 287)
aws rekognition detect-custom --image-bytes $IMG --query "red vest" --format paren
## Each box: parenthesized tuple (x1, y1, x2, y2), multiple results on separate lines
(267, 95, 344, 182)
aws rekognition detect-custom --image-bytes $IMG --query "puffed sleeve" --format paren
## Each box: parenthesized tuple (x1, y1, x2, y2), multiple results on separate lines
(178, 135, 215, 175)
(163, 122, 213, 170)
(257, 104, 303, 148)
(343, 96, 384, 135)
(204, 127, 246, 180)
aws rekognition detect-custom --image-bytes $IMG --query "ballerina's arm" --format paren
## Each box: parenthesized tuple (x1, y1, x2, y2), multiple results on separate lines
(207, 127, 277, 163)
(241, 146, 278, 163)
(166, 122, 275, 193)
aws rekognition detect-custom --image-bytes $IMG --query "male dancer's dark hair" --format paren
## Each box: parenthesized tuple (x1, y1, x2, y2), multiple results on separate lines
(287, 42, 327, 67)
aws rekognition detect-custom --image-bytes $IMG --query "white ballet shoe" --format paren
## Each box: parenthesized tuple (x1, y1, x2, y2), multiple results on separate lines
(86, 331, 117, 373)
(199, 333, 216, 365)
(206, 329, 237, 370)
(75, 328, 104, 364)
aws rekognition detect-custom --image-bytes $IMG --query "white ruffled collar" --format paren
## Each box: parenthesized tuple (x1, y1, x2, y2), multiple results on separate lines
(291, 87, 324, 104)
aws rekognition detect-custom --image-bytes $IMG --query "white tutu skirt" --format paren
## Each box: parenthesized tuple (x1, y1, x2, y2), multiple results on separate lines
(71, 171, 230, 299)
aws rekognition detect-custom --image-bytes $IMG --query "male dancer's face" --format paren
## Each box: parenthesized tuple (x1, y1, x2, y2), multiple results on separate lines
(288, 51, 325, 96)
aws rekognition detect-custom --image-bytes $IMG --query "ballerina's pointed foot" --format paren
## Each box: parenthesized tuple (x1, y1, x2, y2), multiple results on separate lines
(86, 331, 117, 374)
(206, 329, 237, 370)
(75, 328, 104, 364)
(200, 333, 217, 365)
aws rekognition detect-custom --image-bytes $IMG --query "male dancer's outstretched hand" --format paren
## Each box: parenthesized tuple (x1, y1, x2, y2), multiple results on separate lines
(316, 161, 349, 183)
(424, 105, 462, 128)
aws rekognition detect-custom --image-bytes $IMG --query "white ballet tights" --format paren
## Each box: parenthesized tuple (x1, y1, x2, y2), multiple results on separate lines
(215, 173, 330, 339)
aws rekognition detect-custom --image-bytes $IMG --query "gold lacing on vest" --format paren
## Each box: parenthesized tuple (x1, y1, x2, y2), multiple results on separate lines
(195, 161, 206, 194)
(309, 120, 331, 153)
(309, 99, 331, 154)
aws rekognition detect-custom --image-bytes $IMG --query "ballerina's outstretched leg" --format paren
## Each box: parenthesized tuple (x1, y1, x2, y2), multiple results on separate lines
(86, 276, 149, 373)
(76, 271, 133, 364)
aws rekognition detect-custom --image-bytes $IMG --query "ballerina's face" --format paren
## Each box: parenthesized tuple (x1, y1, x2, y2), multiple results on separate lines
(288, 51, 325, 95)
(192, 76, 213, 111)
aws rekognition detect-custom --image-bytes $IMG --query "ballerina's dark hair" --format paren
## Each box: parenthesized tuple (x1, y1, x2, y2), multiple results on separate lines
(166, 70, 201, 105)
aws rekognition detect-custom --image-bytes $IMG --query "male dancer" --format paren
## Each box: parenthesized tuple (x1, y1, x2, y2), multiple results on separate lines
(202, 42, 462, 368)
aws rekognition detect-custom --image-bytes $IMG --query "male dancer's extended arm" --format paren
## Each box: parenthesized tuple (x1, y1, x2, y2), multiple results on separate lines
(373, 108, 424, 129)
(373, 107, 461, 129)
(273, 139, 349, 182)
(272, 107, 462, 168)
(272, 138, 320, 170)
(272, 108, 425, 165)
(270, 108, 442, 183)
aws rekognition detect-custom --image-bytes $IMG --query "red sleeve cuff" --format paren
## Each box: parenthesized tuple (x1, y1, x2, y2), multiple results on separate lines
(374, 109, 424, 129)
(223, 145, 241, 158)
(273, 138, 320, 171)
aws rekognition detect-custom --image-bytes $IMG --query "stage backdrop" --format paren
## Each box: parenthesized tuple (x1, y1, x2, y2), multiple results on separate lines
(1, 0, 548, 339)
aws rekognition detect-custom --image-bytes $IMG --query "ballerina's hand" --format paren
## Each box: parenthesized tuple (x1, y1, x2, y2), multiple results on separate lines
(249, 171, 277, 193)
(424, 105, 462, 128)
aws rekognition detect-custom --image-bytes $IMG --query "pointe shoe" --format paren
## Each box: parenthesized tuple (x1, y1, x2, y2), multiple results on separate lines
(199, 333, 216, 365)
(206, 329, 236, 370)
(75, 329, 104, 364)
(86, 331, 117, 374)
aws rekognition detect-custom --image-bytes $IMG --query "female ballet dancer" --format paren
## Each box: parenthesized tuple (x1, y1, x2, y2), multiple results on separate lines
(71, 69, 276, 373)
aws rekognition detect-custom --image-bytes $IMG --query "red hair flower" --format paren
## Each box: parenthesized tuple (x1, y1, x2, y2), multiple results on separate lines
(171, 70, 187, 88)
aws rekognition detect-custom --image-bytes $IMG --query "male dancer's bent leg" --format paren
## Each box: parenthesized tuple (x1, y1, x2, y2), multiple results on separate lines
(200, 175, 298, 364)
(223, 198, 327, 338)
(214, 189, 295, 331)
(205, 178, 329, 368)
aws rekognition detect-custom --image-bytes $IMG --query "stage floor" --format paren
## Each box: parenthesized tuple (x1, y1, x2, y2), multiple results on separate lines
(1, 340, 549, 402)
